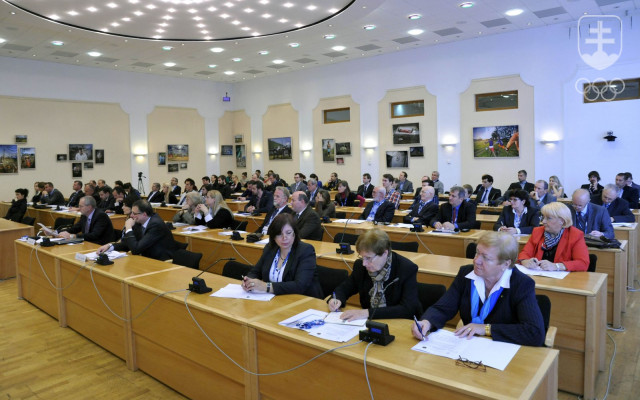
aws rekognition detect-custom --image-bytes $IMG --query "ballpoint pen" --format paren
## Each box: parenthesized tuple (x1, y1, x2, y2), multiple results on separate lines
(414, 316, 426, 341)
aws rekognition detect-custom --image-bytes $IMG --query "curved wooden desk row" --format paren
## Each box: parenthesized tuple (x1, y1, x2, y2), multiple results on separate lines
(13, 239, 557, 400)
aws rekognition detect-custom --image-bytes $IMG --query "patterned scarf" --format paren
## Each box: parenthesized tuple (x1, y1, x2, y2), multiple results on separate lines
(542, 227, 565, 250)
(368, 253, 392, 308)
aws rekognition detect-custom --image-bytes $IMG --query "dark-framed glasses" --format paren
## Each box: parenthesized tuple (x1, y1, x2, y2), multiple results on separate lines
(455, 356, 486, 372)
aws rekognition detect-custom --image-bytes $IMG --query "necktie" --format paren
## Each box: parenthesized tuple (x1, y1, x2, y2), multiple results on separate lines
(452, 207, 458, 223)
(576, 212, 586, 232)
(85, 217, 91, 234)
(481, 189, 488, 204)
(417, 201, 425, 214)
(605, 203, 610, 209)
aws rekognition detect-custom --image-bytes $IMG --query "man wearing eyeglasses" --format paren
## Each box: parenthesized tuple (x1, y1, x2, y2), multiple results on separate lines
(57, 196, 114, 245)
(570, 189, 615, 239)
(96, 200, 177, 260)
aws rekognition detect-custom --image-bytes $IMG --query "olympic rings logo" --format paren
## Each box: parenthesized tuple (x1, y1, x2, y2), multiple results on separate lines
(575, 77, 626, 102)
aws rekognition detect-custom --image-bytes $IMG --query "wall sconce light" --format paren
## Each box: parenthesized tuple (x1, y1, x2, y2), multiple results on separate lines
(133, 153, 147, 157)
(604, 131, 617, 142)
(208, 152, 218, 156)
(539, 139, 559, 145)
(440, 142, 457, 151)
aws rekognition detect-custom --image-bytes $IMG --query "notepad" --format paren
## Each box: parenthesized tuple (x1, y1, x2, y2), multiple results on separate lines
(210, 284, 275, 301)
(515, 264, 569, 279)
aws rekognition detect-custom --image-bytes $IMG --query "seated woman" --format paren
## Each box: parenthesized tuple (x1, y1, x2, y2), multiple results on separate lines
(334, 181, 357, 207)
(4, 188, 28, 222)
(241, 214, 323, 298)
(549, 175, 566, 198)
(172, 192, 202, 225)
(229, 174, 243, 193)
(518, 202, 589, 272)
(315, 189, 336, 219)
(328, 229, 422, 321)
(161, 182, 178, 204)
(412, 231, 545, 346)
(31, 182, 44, 204)
(194, 190, 234, 229)
(494, 189, 540, 235)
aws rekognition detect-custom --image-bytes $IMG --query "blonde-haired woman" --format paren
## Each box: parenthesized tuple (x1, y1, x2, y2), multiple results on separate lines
(173, 192, 202, 225)
(548, 176, 565, 198)
(195, 190, 235, 229)
(161, 182, 178, 204)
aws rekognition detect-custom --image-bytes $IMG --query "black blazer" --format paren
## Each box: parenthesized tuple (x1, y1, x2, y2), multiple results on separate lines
(244, 191, 274, 214)
(98, 195, 115, 212)
(356, 184, 374, 199)
(113, 214, 178, 260)
(582, 183, 604, 197)
(493, 206, 540, 234)
(65, 209, 115, 245)
(31, 192, 43, 204)
(360, 200, 395, 223)
(67, 190, 84, 207)
(474, 186, 502, 205)
(41, 189, 66, 206)
(334, 191, 357, 207)
(621, 186, 639, 209)
(423, 265, 545, 346)
(592, 197, 635, 223)
(403, 201, 439, 225)
(171, 185, 182, 196)
(333, 251, 422, 319)
(248, 242, 323, 298)
(255, 206, 294, 233)
(508, 181, 535, 193)
(229, 182, 243, 193)
(194, 207, 235, 229)
(4, 198, 27, 222)
(294, 206, 323, 241)
(430, 201, 477, 230)
(147, 191, 164, 203)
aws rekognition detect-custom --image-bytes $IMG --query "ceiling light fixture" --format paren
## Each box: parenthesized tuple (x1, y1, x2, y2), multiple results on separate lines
(258, 50, 269, 55)
(505, 9, 524, 17)
(224, 71, 235, 75)
(283, 2, 294, 8)
(459, 2, 474, 8)
(232, 58, 242, 62)
(210, 47, 224, 52)
(363, 24, 376, 30)
(408, 29, 424, 35)
(307, 5, 317, 11)
(408, 14, 421, 20)
(87, 7, 98, 12)
(208, 64, 217, 68)
(324, 34, 336, 39)
(88, 51, 101, 57)
(51, 41, 64, 46)
(332, 45, 346, 51)
(273, 59, 284, 64)
(164, 62, 176, 67)
(162, 46, 173, 50)
(289, 42, 300, 48)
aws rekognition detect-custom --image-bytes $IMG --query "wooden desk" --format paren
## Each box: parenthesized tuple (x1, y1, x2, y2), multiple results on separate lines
(613, 223, 638, 288)
(476, 214, 499, 230)
(226, 199, 249, 212)
(250, 298, 559, 400)
(0, 219, 33, 278)
(335, 206, 409, 223)
(154, 206, 181, 221)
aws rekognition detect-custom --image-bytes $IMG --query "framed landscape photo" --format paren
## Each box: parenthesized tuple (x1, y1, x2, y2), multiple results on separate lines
(336, 142, 351, 155)
(15, 135, 27, 144)
(472, 125, 520, 158)
(322, 138, 335, 162)
(392, 123, 420, 144)
(268, 137, 292, 160)
(20, 147, 36, 169)
(221, 145, 233, 156)
(234, 134, 244, 143)
(69, 144, 93, 161)
(95, 149, 104, 164)
(386, 151, 408, 168)
(84, 162, 93, 169)
(168, 163, 179, 172)
(0, 145, 18, 173)
(158, 152, 166, 165)
(167, 144, 189, 161)
(410, 146, 424, 157)
(57, 154, 67, 161)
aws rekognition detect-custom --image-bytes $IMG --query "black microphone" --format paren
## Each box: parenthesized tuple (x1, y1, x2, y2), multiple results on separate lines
(368, 277, 400, 321)
(359, 276, 400, 346)
(336, 211, 357, 253)
(189, 257, 236, 294)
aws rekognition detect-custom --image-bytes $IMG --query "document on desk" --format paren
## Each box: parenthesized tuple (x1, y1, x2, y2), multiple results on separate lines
(428, 230, 458, 235)
(389, 223, 414, 229)
(84, 251, 128, 261)
(324, 311, 367, 326)
(180, 225, 208, 234)
(218, 230, 247, 235)
(333, 219, 366, 224)
(172, 222, 189, 227)
(279, 309, 363, 342)
(612, 222, 634, 227)
(515, 264, 569, 279)
(411, 330, 520, 371)
(37, 223, 58, 236)
(211, 283, 275, 301)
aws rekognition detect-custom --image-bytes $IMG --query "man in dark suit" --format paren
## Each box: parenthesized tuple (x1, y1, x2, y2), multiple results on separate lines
(244, 180, 274, 214)
(592, 184, 635, 223)
(403, 186, 439, 225)
(430, 186, 476, 230)
(625, 172, 640, 192)
(57, 196, 114, 245)
(290, 191, 323, 240)
(305, 178, 319, 207)
(40, 182, 66, 206)
(289, 172, 307, 194)
(97, 200, 178, 261)
(147, 182, 164, 203)
(170, 177, 181, 197)
(616, 173, 639, 209)
(356, 173, 374, 199)
(530, 180, 557, 209)
(256, 187, 293, 234)
(108, 186, 127, 214)
(83, 183, 100, 205)
(396, 171, 413, 193)
(507, 169, 535, 193)
(359, 186, 395, 223)
(473, 174, 502, 205)
(571, 189, 615, 239)
(97, 186, 115, 211)
(66, 180, 84, 208)
(581, 170, 604, 198)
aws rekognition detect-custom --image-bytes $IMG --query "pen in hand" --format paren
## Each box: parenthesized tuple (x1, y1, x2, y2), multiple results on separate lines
(414, 316, 426, 341)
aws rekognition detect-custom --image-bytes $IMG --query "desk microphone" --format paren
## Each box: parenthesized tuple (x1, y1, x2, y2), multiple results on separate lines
(188, 257, 236, 294)
(359, 277, 400, 346)
(337, 211, 357, 247)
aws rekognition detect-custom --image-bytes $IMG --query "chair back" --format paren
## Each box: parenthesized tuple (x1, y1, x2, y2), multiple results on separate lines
(222, 260, 252, 280)
(234, 220, 248, 231)
(390, 241, 419, 253)
(417, 282, 447, 313)
(54, 217, 76, 231)
(333, 232, 359, 245)
(21, 216, 36, 226)
(335, 211, 346, 219)
(465, 242, 477, 259)
(588, 254, 597, 272)
(536, 294, 551, 332)
(479, 209, 501, 215)
(316, 265, 348, 299)
(175, 240, 188, 250)
(172, 249, 203, 270)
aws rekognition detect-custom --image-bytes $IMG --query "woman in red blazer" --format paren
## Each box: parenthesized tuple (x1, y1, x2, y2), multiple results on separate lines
(518, 202, 589, 272)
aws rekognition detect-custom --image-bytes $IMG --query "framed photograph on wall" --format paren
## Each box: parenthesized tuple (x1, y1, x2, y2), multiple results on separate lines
(168, 163, 179, 172)
(158, 152, 166, 165)
(221, 145, 233, 156)
(410, 146, 424, 157)
(472, 125, 519, 158)
(392, 123, 420, 144)
(168, 144, 189, 161)
(322, 138, 335, 162)
(0, 145, 18, 173)
(84, 162, 93, 169)
(236, 144, 246, 167)
(57, 154, 67, 161)
(180, 162, 188, 169)
(69, 144, 93, 161)
(234, 134, 244, 143)
(386, 151, 408, 168)
(15, 135, 27, 144)
(336, 157, 344, 165)
(95, 149, 104, 164)
(336, 142, 351, 155)
(72, 162, 82, 178)
(20, 147, 36, 169)
(268, 137, 292, 160)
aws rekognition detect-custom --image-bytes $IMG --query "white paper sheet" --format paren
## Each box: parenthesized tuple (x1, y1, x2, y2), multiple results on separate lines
(279, 309, 362, 342)
(389, 223, 414, 229)
(172, 222, 189, 227)
(218, 230, 247, 236)
(210, 283, 275, 301)
(324, 311, 367, 326)
(180, 226, 208, 234)
(333, 219, 366, 224)
(84, 251, 128, 261)
(515, 264, 569, 279)
(612, 222, 634, 227)
(428, 230, 458, 235)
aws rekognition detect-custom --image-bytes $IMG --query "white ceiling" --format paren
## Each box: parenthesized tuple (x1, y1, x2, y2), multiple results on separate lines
(0, 0, 638, 83)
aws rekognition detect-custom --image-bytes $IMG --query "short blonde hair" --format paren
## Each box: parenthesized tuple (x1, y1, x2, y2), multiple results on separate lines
(476, 231, 518, 268)
(206, 190, 231, 215)
(541, 202, 573, 228)
(355, 228, 391, 255)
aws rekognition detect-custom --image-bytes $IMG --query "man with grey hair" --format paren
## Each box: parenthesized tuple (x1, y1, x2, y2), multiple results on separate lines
(147, 182, 163, 203)
(57, 196, 115, 245)
(591, 184, 635, 223)
(306, 178, 319, 207)
(290, 191, 323, 240)
(530, 180, 556, 208)
(404, 186, 438, 225)
(359, 186, 395, 223)
(431, 186, 476, 230)
(256, 186, 293, 234)
(570, 189, 615, 238)
(431, 171, 444, 194)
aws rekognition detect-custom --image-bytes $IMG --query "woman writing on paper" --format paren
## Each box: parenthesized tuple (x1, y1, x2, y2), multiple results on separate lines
(242, 214, 323, 298)
(493, 189, 540, 235)
(328, 229, 422, 321)
(194, 190, 234, 229)
(412, 231, 545, 346)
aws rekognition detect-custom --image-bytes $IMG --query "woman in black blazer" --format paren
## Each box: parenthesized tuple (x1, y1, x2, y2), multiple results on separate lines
(242, 214, 323, 298)
(194, 190, 234, 229)
(328, 229, 422, 321)
(229, 174, 243, 193)
(161, 183, 178, 204)
(4, 188, 28, 222)
(494, 189, 540, 235)
(334, 181, 357, 207)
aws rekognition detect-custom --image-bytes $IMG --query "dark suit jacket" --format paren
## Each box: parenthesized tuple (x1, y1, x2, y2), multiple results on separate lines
(147, 191, 164, 203)
(430, 201, 476, 230)
(592, 197, 635, 223)
(493, 206, 540, 234)
(244, 191, 274, 214)
(518, 226, 590, 271)
(360, 200, 395, 223)
(97, 195, 113, 212)
(194, 208, 235, 229)
(570, 203, 615, 239)
(248, 242, 323, 298)
(334, 252, 422, 319)
(422, 265, 545, 346)
(65, 209, 115, 245)
(474, 186, 502, 205)
(171, 185, 182, 196)
(621, 186, 639, 209)
(403, 202, 439, 225)
(41, 189, 66, 206)
(113, 214, 178, 260)
(581, 183, 604, 197)
(67, 190, 84, 207)
(4, 198, 27, 222)
(334, 192, 357, 207)
(255, 206, 293, 233)
(294, 206, 323, 241)
(356, 184, 374, 199)
(306, 188, 319, 207)
(508, 181, 535, 193)
(397, 180, 413, 193)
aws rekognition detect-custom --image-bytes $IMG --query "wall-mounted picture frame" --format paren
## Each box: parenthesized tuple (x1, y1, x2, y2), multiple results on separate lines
(168, 163, 179, 172)
(180, 162, 188, 169)
(221, 145, 233, 156)
(72, 162, 82, 178)
(322, 138, 335, 162)
(19, 147, 36, 169)
(268, 137, 292, 160)
(392, 123, 420, 144)
(15, 135, 28, 144)
(57, 154, 67, 161)
(336, 142, 351, 155)
(236, 144, 246, 167)
(95, 149, 104, 164)
(69, 144, 93, 161)
(410, 146, 424, 157)
(472, 125, 520, 158)
(336, 157, 344, 165)
(168, 144, 189, 161)
(0, 145, 18, 173)
(386, 151, 408, 168)
(84, 162, 93, 169)
(234, 134, 244, 143)
(158, 152, 166, 165)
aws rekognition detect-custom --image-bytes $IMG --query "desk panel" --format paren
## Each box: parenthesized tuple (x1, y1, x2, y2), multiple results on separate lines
(0, 219, 33, 278)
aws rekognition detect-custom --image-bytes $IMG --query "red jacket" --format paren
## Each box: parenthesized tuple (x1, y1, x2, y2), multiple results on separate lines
(518, 226, 589, 272)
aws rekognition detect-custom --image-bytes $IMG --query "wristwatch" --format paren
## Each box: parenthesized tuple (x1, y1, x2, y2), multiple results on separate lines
(485, 324, 491, 337)
(266, 282, 271, 293)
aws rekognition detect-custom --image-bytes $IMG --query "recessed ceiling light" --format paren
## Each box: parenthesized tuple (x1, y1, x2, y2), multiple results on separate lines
(259, 0, 270, 4)
(162, 46, 173, 51)
(232, 20, 241, 25)
(168, 8, 176, 13)
(188, 9, 197, 14)
(122, 17, 131, 21)
(49, 14, 61, 20)
(408, 29, 424, 35)
(88, 51, 101, 57)
(283, 2, 294, 8)
(87, 7, 98, 12)
(273, 59, 284, 64)
(251, 32, 260, 36)
(164, 62, 176, 67)
(258, 50, 269, 55)
(244, 8, 254, 13)
(505, 9, 523, 17)
(332, 45, 346, 51)
(112, 22, 121, 27)
(193, 16, 202, 21)
(459, 2, 474, 8)
(146, 4, 156, 10)
(262, 13, 272, 18)
(220, 13, 230, 19)
(106, 3, 118, 9)
(128, 0, 139, 3)
(408, 14, 422, 20)
(294, 23, 303, 28)
(232, 58, 242, 62)
(134, 11, 144, 16)
(51, 41, 64, 46)
(329, 8, 338, 13)
(67, 10, 79, 16)
(324, 34, 336, 39)
(307, 5, 317, 11)
(224, 2, 234, 7)
(241, 27, 251, 31)
(363, 25, 376, 30)
(279, 18, 288, 23)
(197, 23, 205, 27)
(224, 71, 235, 75)
(207, 7, 217, 12)
(208, 64, 217, 68)
(289, 43, 300, 48)
(210, 47, 224, 53)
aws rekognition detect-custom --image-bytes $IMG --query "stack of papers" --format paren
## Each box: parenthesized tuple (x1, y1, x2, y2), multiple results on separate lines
(333, 219, 366, 224)
(389, 223, 414, 229)
(180, 225, 208, 234)
(84, 251, 128, 261)
(515, 264, 569, 279)
(279, 309, 364, 342)
(428, 229, 458, 235)
(210, 284, 275, 301)
(612, 222, 634, 227)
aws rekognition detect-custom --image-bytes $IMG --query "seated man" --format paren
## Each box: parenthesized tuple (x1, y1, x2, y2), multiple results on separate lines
(324, 172, 340, 190)
(616, 173, 639, 209)
(431, 171, 444, 194)
(570, 189, 615, 239)
(581, 170, 604, 198)
(591, 184, 635, 223)
(67, 180, 85, 208)
(97, 200, 178, 261)
(244, 180, 274, 214)
(396, 171, 413, 193)
(290, 191, 323, 240)
(530, 180, 556, 209)
(256, 187, 293, 235)
(57, 196, 114, 245)
(147, 182, 164, 203)
(403, 186, 438, 225)
(473, 174, 502, 206)
(430, 186, 476, 230)
(507, 169, 535, 192)
(382, 174, 401, 209)
(359, 186, 395, 223)
(305, 178, 319, 207)
(97, 186, 115, 211)
(289, 172, 307, 194)
(108, 186, 127, 214)
(83, 183, 100, 205)
(40, 182, 66, 206)
(357, 173, 374, 199)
